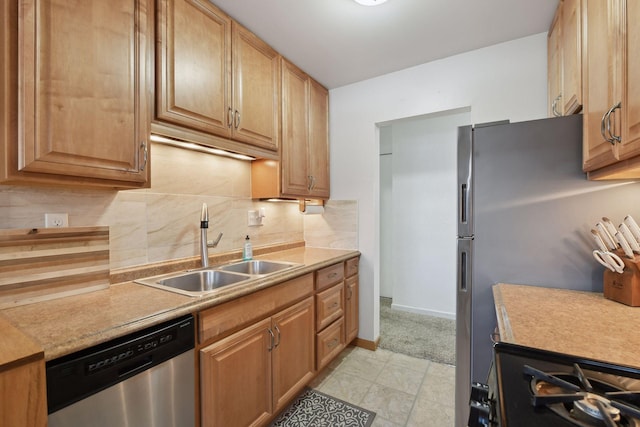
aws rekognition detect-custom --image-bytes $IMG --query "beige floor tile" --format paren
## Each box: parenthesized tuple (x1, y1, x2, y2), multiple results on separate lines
(315, 370, 373, 406)
(349, 346, 395, 363)
(406, 399, 455, 427)
(338, 353, 387, 381)
(371, 415, 404, 427)
(375, 363, 425, 395)
(418, 373, 455, 407)
(427, 361, 456, 378)
(387, 352, 431, 373)
(360, 383, 415, 425)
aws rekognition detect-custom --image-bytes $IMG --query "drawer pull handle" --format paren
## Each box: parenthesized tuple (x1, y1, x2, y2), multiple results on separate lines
(330, 302, 339, 309)
(328, 272, 338, 279)
(267, 328, 275, 351)
(274, 325, 281, 348)
(327, 338, 339, 349)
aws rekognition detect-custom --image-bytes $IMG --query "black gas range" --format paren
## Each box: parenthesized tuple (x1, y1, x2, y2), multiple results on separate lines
(469, 342, 640, 427)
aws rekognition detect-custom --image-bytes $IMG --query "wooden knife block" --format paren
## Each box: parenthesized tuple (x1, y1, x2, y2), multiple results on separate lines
(603, 253, 640, 306)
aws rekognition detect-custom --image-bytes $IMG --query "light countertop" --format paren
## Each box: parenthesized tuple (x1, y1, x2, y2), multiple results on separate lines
(493, 283, 640, 370)
(1, 246, 359, 361)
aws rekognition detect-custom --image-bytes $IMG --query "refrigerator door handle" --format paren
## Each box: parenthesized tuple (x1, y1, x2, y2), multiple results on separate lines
(457, 238, 472, 292)
(457, 125, 473, 237)
(455, 237, 473, 427)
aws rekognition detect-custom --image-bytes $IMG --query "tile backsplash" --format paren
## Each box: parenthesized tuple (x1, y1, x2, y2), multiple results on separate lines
(0, 143, 358, 270)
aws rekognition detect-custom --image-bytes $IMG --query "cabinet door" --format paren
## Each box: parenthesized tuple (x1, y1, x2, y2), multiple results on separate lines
(345, 275, 359, 344)
(582, 0, 620, 171)
(232, 22, 280, 151)
(561, 0, 582, 114)
(281, 59, 310, 197)
(156, 0, 231, 136)
(200, 318, 272, 427)
(548, 6, 562, 117)
(308, 79, 330, 198)
(272, 297, 315, 412)
(17, 0, 150, 185)
(619, 0, 640, 160)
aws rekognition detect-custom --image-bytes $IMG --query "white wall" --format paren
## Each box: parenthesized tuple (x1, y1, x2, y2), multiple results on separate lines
(329, 33, 549, 343)
(389, 109, 470, 319)
(379, 126, 393, 298)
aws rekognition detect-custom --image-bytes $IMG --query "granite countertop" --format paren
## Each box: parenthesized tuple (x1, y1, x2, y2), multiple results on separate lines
(493, 283, 640, 370)
(0, 246, 359, 361)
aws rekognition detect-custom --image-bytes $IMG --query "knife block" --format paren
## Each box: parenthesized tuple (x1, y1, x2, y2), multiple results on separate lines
(603, 253, 640, 306)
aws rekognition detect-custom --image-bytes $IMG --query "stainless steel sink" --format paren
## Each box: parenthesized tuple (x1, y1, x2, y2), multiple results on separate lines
(135, 270, 251, 297)
(135, 259, 299, 296)
(216, 260, 298, 275)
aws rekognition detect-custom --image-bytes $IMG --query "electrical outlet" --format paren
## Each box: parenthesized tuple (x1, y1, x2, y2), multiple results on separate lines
(45, 213, 69, 228)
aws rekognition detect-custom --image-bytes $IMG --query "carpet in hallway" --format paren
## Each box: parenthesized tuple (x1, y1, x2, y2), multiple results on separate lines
(379, 297, 455, 365)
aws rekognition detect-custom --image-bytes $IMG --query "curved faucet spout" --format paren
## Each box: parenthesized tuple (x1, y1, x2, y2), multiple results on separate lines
(200, 204, 222, 268)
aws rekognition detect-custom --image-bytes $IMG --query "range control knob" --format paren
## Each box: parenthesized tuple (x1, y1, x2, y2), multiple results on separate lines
(468, 400, 491, 427)
(471, 382, 490, 403)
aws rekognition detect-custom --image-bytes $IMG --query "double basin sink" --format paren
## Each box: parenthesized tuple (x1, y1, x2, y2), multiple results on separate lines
(135, 260, 300, 297)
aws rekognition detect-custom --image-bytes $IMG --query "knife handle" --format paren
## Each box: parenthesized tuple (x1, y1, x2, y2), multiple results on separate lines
(619, 223, 640, 253)
(602, 217, 619, 241)
(591, 229, 610, 252)
(624, 215, 640, 243)
(597, 222, 618, 250)
(615, 232, 635, 259)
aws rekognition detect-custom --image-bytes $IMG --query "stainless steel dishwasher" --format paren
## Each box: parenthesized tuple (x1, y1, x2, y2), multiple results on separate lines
(46, 314, 195, 427)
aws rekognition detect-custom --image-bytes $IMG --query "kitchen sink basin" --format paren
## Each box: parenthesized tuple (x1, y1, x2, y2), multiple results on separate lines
(135, 259, 300, 296)
(135, 270, 251, 297)
(216, 260, 298, 275)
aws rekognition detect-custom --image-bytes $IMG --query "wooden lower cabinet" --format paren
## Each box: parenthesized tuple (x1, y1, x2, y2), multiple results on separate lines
(200, 296, 314, 427)
(345, 274, 359, 344)
(272, 297, 316, 411)
(316, 317, 345, 370)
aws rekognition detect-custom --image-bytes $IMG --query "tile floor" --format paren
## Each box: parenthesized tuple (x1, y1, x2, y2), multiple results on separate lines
(309, 346, 455, 426)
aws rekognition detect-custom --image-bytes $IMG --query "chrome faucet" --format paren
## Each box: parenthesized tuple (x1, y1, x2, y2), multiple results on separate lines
(200, 203, 223, 268)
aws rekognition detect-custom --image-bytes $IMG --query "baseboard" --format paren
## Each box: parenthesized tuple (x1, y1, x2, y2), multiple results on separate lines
(390, 302, 455, 320)
(353, 336, 380, 351)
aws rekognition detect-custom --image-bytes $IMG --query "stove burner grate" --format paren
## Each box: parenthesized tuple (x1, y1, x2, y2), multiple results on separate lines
(525, 364, 640, 427)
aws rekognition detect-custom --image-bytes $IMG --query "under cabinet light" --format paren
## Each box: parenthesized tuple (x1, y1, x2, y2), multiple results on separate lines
(353, 0, 388, 5)
(150, 135, 255, 161)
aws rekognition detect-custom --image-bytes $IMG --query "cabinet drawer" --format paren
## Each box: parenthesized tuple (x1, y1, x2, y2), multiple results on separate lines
(316, 317, 345, 370)
(345, 257, 359, 278)
(316, 282, 344, 331)
(199, 273, 313, 344)
(315, 263, 344, 291)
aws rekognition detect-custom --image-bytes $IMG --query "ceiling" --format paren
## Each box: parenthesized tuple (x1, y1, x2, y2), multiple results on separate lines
(211, 0, 559, 89)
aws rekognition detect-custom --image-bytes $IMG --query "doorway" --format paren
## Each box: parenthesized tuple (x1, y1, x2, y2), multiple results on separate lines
(377, 108, 470, 363)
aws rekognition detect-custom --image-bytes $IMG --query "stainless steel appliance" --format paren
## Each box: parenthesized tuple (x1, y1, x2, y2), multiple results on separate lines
(455, 114, 640, 426)
(47, 314, 195, 427)
(470, 341, 640, 426)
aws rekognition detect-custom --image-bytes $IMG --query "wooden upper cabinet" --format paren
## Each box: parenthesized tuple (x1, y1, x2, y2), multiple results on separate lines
(548, 10, 563, 117)
(1, 0, 151, 188)
(583, 0, 640, 178)
(308, 79, 330, 199)
(618, 0, 640, 162)
(155, 1, 279, 152)
(231, 23, 280, 151)
(156, 0, 231, 136)
(547, 0, 582, 117)
(253, 58, 329, 200)
(281, 59, 311, 197)
(560, 0, 582, 114)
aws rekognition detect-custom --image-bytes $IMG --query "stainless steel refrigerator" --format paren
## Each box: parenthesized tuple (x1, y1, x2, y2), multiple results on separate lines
(454, 114, 640, 426)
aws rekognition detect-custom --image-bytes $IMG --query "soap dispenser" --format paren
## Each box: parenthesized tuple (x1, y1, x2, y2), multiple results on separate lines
(243, 235, 253, 260)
